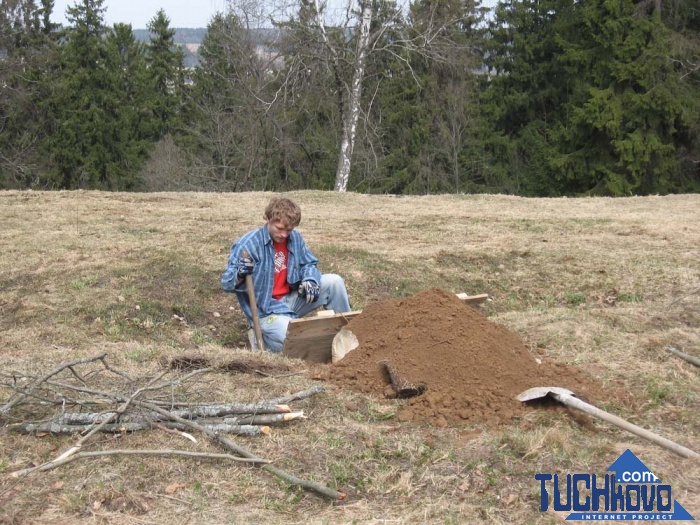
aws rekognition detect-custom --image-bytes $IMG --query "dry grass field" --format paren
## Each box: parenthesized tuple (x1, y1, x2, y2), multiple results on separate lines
(0, 190, 698, 524)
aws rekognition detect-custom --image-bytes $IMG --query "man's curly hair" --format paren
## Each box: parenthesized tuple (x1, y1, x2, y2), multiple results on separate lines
(263, 197, 302, 227)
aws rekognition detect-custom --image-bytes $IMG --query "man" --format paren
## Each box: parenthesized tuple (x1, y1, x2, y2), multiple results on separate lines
(221, 197, 351, 352)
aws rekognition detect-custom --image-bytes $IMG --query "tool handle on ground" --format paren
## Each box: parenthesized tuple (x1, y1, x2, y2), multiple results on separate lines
(242, 250, 265, 352)
(665, 346, 700, 368)
(556, 394, 700, 459)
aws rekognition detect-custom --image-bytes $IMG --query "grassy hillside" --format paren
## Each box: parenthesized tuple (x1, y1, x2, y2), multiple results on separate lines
(1, 190, 698, 523)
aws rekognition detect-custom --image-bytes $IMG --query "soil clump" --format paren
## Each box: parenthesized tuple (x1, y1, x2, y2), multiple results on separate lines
(318, 289, 597, 426)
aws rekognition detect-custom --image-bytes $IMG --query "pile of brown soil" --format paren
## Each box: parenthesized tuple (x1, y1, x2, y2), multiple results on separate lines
(318, 289, 596, 426)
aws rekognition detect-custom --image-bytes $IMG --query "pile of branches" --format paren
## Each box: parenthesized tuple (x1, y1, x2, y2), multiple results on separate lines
(0, 353, 344, 500)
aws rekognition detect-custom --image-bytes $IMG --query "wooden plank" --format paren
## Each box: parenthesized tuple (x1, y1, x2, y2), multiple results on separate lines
(280, 312, 359, 363)
(456, 293, 489, 305)
(280, 293, 488, 363)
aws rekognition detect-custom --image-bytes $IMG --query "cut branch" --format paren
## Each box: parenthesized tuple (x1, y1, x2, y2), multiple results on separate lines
(231, 411, 306, 426)
(49, 371, 169, 465)
(2, 356, 332, 498)
(9, 421, 270, 436)
(136, 400, 345, 500)
(266, 385, 324, 405)
(10, 449, 268, 478)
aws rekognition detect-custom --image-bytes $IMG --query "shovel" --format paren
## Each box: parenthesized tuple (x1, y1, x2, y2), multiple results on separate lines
(517, 387, 700, 459)
(382, 361, 427, 399)
(242, 250, 264, 352)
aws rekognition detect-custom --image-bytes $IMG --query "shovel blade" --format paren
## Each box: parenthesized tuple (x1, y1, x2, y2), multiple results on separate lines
(516, 386, 576, 402)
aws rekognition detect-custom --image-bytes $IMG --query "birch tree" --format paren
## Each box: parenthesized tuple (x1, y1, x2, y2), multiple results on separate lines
(330, 0, 372, 191)
(281, 0, 474, 192)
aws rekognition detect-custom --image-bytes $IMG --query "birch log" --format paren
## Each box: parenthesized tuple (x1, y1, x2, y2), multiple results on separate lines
(9, 421, 269, 436)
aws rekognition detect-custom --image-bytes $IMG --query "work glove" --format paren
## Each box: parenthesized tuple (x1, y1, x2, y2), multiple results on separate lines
(236, 256, 254, 279)
(298, 280, 320, 304)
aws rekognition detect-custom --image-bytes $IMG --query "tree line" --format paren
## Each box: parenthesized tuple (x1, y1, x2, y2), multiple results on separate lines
(1, 0, 698, 196)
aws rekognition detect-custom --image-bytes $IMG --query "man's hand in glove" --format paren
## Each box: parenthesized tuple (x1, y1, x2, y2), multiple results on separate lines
(237, 256, 254, 279)
(298, 280, 320, 304)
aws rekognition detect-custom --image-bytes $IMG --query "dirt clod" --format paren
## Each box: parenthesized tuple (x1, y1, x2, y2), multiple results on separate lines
(321, 289, 596, 425)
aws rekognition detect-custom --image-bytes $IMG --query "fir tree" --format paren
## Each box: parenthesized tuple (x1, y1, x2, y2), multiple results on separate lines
(144, 9, 184, 141)
(0, 0, 58, 187)
(557, 0, 699, 194)
(43, 0, 145, 189)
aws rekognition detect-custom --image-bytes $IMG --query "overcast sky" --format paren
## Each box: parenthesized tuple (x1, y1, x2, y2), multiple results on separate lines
(51, 1, 228, 29)
(51, 1, 498, 30)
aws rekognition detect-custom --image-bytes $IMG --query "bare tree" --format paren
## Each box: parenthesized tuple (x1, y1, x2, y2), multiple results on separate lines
(275, 0, 476, 192)
(184, 3, 287, 190)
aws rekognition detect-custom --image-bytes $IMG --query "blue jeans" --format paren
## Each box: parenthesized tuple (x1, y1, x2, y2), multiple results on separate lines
(258, 274, 351, 353)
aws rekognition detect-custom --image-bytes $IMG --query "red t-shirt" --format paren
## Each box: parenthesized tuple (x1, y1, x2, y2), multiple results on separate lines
(272, 241, 290, 300)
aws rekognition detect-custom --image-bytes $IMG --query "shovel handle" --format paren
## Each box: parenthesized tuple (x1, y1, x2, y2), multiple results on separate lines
(554, 393, 700, 459)
(242, 250, 264, 352)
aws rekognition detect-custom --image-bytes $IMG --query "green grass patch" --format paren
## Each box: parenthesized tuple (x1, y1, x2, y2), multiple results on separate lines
(69, 276, 100, 290)
(564, 291, 586, 306)
(618, 291, 644, 303)
(119, 227, 160, 237)
(645, 379, 672, 406)
(71, 254, 239, 345)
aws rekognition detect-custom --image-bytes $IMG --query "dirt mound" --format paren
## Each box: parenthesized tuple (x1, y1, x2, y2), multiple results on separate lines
(319, 289, 596, 426)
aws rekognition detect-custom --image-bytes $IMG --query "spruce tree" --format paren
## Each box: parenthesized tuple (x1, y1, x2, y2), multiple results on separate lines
(274, 1, 344, 189)
(105, 23, 150, 173)
(403, 0, 488, 194)
(43, 0, 145, 189)
(482, 0, 574, 196)
(482, 0, 699, 195)
(557, 0, 699, 194)
(144, 9, 184, 141)
(0, 0, 58, 188)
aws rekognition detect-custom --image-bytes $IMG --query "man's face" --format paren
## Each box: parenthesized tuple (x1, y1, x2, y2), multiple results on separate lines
(267, 220, 294, 243)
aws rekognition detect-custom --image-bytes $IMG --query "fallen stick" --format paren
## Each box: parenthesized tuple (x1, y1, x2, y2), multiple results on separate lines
(154, 423, 198, 443)
(10, 372, 170, 478)
(136, 400, 345, 500)
(168, 403, 292, 418)
(7, 385, 322, 431)
(15, 368, 212, 413)
(9, 413, 304, 433)
(266, 385, 325, 405)
(666, 346, 700, 368)
(45, 386, 323, 412)
(3, 360, 333, 495)
(230, 412, 306, 426)
(9, 421, 270, 436)
(10, 449, 267, 478)
(42, 403, 293, 426)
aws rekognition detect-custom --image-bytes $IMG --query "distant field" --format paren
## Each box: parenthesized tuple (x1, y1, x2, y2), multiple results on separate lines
(1, 190, 698, 524)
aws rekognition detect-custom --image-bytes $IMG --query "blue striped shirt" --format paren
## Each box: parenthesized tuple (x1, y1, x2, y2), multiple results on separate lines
(221, 225, 322, 323)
